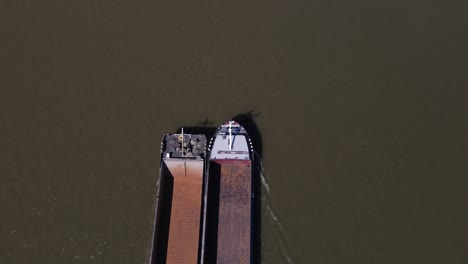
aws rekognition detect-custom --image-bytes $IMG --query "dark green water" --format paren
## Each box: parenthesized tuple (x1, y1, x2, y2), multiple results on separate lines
(1, 0, 468, 263)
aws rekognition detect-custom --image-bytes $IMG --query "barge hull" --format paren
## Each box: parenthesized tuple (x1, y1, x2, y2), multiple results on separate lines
(151, 133, 206, 264)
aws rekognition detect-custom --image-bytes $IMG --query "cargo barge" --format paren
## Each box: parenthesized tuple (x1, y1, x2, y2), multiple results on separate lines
(202, 121, 255, 264)
(150, 132, 207, 264)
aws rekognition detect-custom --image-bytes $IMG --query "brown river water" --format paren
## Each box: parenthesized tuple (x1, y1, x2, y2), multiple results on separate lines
(1, 0, 468, 263)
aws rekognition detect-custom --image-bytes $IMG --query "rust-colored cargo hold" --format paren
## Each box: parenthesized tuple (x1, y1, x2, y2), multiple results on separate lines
(165, 160, 203, 264)
(213, 159, 252, 263)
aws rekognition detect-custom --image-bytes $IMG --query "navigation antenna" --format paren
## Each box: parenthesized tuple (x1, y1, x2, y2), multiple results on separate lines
(228, 121, 233, 150)
(181, 127, 184, 157)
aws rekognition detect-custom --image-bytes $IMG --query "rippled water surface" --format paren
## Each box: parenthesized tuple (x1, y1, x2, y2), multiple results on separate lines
(1, 0, 468, 263)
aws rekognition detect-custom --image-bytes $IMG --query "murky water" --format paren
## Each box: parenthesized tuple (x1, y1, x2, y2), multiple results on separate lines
(1, 0, 468, 263)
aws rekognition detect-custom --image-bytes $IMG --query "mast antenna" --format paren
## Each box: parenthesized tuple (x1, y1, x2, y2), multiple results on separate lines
(228, 121, 233, 150)
(181, 127, 184, 156)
